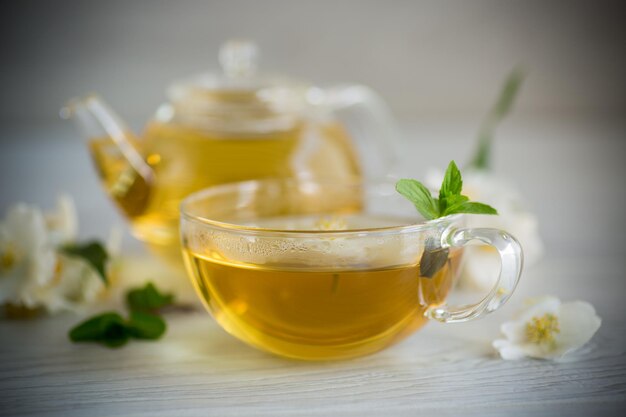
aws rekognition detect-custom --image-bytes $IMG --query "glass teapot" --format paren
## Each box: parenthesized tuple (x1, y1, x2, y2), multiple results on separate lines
(63, 40, 400, 267)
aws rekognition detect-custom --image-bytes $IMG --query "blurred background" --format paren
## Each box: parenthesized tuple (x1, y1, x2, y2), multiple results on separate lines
(1, 0, 624, 122)
(0, 0, 625, 257)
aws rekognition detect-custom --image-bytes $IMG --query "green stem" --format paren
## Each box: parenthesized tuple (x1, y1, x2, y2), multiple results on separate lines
(468, 67, 525, 171)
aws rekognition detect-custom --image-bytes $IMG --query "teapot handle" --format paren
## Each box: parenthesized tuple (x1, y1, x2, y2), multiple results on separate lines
(319, 85, 402, 180)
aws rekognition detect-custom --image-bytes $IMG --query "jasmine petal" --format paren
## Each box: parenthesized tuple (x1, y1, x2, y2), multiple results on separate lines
(493, 296, 601, 361)
(1, 196, 107, 315)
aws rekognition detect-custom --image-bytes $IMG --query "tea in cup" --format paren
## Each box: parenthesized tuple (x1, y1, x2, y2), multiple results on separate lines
(180, 179, 523, 360)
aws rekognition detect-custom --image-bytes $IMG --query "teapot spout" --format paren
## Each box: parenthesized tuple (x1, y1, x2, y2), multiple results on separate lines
(61, 94, 153, 217)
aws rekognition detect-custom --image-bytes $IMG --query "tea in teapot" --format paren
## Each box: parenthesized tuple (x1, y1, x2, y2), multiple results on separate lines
(64, 40, 399, 267)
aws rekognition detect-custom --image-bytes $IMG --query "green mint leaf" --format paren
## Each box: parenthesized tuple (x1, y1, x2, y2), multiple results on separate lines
(69, 312, 129, 348)
(126, 311, 166, 340)
(69, 283, 172, 348)
(447, 201, 498, 216)
(440, 161, 463, 197)
(62, 241, 109, 283)
(441, 194, 469, 216)
(126, 282, 174, 314)
(395, 179, 439, 220)
(439, 161, 463, 213)
(469, 68, 525, 170)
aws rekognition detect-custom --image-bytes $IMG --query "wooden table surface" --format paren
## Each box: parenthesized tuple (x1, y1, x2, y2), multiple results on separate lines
(1, 119, 625, 416)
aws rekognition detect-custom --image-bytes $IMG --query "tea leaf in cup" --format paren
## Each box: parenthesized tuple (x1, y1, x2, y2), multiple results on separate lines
(420, 238, 450, 279)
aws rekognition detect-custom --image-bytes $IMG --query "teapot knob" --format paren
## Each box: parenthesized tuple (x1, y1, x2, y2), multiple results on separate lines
(219, 39, 258, 79)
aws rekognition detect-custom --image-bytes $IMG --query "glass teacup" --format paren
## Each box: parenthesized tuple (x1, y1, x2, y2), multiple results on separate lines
(180, 179, 523, 360)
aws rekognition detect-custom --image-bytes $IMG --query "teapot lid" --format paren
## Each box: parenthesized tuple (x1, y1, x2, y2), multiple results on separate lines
(165, 40, 310, 133)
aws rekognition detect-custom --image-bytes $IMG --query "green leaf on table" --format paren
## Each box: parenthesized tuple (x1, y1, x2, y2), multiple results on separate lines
(69, 312, 129, 348)
(126, 282, 174, 314)
(126, 311, 166, 339)
(68, 311, 167, 348)
(61, 241, 109, 283)
(68, 283, 173, 348)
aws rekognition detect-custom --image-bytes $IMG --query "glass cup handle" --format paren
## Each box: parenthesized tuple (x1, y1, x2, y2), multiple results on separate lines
(426, 227, 524, 323)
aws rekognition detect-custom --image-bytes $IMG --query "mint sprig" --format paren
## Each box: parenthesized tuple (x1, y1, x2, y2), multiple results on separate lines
(68, 281, 172, 348)
(396, 161, 498, 278)
(396, 160, 498, 220)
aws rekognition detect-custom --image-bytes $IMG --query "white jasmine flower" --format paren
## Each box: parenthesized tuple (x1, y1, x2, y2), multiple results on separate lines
(1, 197, 106, 315)
(493, 296, 601, 360)
(45, 194, 78, 245)
(33, 254, 105, 313)
(426, 168, 543, 291)
(0, 204, 57, 308)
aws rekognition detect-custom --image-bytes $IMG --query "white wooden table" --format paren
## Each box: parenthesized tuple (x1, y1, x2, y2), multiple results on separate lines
(1, 119, 625, 416)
